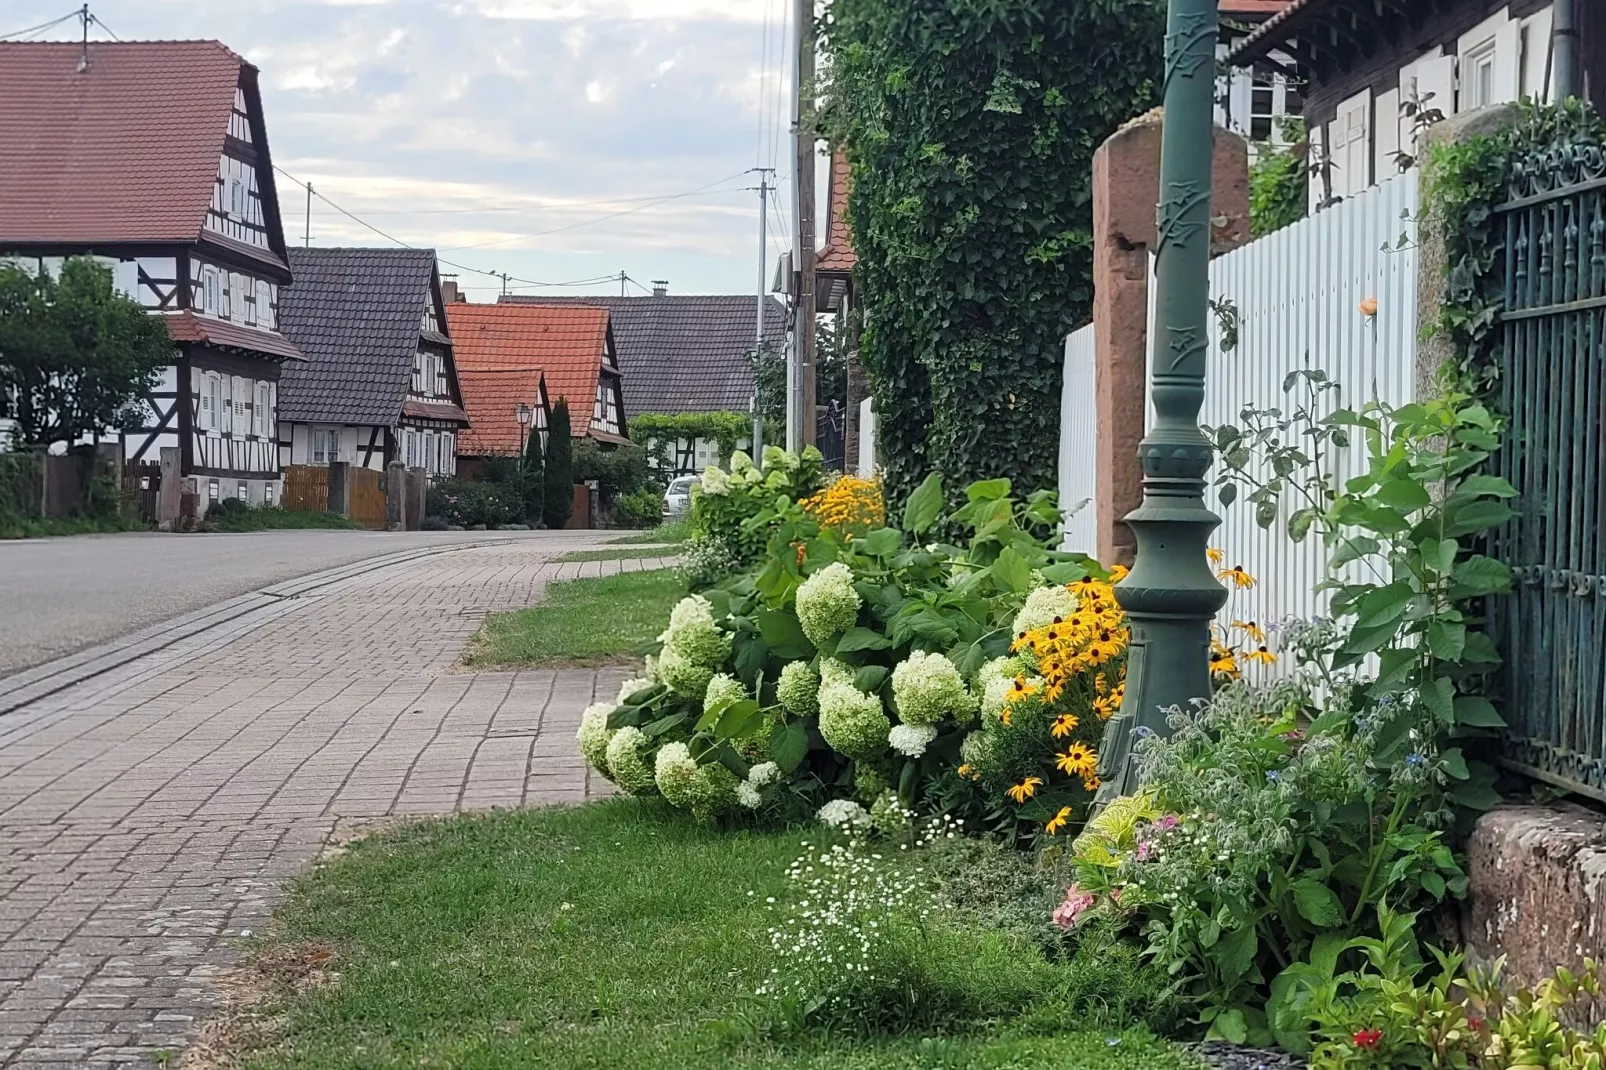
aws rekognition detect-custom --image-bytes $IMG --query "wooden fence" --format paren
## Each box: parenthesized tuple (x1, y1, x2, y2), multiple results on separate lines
(282, 464, 329, 513)
(350, 466, 387, 530)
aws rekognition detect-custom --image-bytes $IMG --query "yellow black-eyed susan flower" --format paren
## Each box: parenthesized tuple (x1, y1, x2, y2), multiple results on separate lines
(1007, 776, 1044, 803)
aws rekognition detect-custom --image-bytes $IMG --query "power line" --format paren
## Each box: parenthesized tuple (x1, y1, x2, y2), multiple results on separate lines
(87, 12, 116, 40)
(0, 9, 78, 40)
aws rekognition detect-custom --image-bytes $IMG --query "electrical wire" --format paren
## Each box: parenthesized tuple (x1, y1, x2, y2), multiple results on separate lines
(0, 9, 77, 40)
(87, 12, 117, 40)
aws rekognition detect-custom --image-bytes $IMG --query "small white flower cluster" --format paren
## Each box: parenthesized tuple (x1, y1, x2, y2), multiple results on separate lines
(817, 675, 890, 761)
(888, 723, 938, 758)
(615, 677, 654, 705)
(794, 562, 861, 646)
(776, 660, 820, 716)
(1012, 583, 1078, 636)
(817, 798, 871, 830)
(890, 650, 975, 726)
(976, 655, 1028, 721)
(699, 465, 731, 496)
(575, 702, 615, 775)
(737, 760, 781, 810)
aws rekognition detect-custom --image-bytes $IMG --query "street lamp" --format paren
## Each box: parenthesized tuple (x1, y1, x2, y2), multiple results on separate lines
(1096, 0, 1228, 801)
(516, 403, 533, 456)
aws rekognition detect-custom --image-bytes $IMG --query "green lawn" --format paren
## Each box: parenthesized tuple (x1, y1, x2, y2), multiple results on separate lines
(0, 513, 148, 539)
(465, 567, 686, 666)
(234, 802, 1201, 1070)
(206, 507, 361, 533)
(557, 547, 683, 563)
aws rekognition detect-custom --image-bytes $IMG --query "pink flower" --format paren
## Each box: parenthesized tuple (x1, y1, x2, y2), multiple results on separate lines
(1052, 883, 1098, 930)
(1135, 840, 1152, 861)
(1157, 814, 1180, 831)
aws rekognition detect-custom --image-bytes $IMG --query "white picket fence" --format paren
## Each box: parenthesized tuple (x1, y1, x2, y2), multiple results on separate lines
(1060, 171, 1421, 633)
(1059, 323, 1100, 553)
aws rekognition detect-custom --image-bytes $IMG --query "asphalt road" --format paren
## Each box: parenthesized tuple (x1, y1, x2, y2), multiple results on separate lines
(0, 529, 595, 677)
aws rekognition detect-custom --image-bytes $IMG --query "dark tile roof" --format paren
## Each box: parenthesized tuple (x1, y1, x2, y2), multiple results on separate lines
(0, 41, 247, 244)
(499, 294, 782, 419)
(165, 311, 303, 361)
(276, 247, 444, 426)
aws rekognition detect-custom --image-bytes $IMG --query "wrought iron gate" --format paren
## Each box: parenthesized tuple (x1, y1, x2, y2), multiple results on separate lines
(1488, 141, 1606, 799)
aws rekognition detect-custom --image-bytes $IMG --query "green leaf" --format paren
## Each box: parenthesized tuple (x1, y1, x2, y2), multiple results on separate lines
(1457, 473, 1517, 498)
(965, 477, 1012, 502)
(1441, 747, 1470, 779)
(769, 720, 808, 773)
(1461, 630, 1502, 665)
(991, 546, 1032, 593)
(1423, 677, 1455, 724)
(1376, 478, 1431, 509)
(852, 665, 890, 693)
(1216, 925, 1257, 981)
(836, 626, 892, 652)
(1331, 536, 1381, 569)
(734, 637, 768, 683)
(1427, 618, 1467, 660)
(1355, 583, 1413, 629)
(1040, 560, 1091, 584)
(902, 473, 944, 534)
(713, 698, 763, 739)
(1422, 537, 1459, 575)
(1219, 482, 1239, 508)
(1211, 1008, 1249, 1045)
(1443, 499, 1513, 538)
(858, 527, 903, 557)
(1287, 507, 1316, 542)
(755, 609, 811, 657)
(1453, 695, 1505, 728)
(1291, 877, 1345, 927)
(1451, 555, 1512, 597)
(1450, 777, 1502, 810)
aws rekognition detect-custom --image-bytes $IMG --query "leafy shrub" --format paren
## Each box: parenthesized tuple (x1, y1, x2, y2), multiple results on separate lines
(1249, 121, 1309, 238)
(612, 486, 662, 529)
(427, 478, 525, 528)
(208, 496, 251, 520)
(419, 515, 449, 531)
(689, 446, 825, 573)
(574, 438, 654, 497)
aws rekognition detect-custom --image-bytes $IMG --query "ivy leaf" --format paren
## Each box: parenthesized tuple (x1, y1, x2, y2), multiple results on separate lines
(902, 473, 944, 534)
(1291, 877, 1345, 927)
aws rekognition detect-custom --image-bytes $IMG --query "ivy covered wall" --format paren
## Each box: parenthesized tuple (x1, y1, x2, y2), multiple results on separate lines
(822, 0, 1166, 505)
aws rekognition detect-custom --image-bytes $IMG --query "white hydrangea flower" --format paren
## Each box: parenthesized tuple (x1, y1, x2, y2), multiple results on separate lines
(1012, 584, 1079, 637)
(575, 703, 616, 775)
(700, 465, 731, 496)
(747, 761, 780, 787)
(736, 781, 763, 809)
(615, 677, 653, 705)
(665, 594, 716, 634)
(763, 445, 800, 473)
(819, 657, 855, 689)
(776, 660, 820, 715)
(703, 672, 746, 711)
(795, 562, 861, 646)
(818, 680, 890, 760)
(604, 725, 657, 795)
(817, 799, 871, 830)
(654, 741, 698, 800)
(976, 655, 1028, 721)
(890, 650, 975, 726)
(729, 450, 754, 473)
(889, 723, 939, 757)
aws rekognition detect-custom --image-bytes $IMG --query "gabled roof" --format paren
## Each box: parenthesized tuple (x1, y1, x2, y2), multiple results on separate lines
(0, 40, 265, 246)
(817, 150, 857, 276)
(276, 248, 463, 426)
(165, 311, 303, 361)
(499, 294, 781, 418)
(446, 303, 613, 450)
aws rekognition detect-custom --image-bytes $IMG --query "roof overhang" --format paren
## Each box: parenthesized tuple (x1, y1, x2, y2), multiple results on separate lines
(1225, 0, 1403, 73)
(165, 311, 303, 361)
(588, 429, 633, 447)
(402, 398, 470, 425)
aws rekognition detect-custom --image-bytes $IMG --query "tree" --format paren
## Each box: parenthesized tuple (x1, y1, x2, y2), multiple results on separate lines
(822, 0, 1166, 504)
(752, 315, 849, 445)
(521, 417, 545, 525)
(0, 257, 172, 449)
(543, 397, 574, 529)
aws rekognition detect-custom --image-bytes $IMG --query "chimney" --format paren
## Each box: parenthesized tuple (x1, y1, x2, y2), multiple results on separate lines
(652, 280, 669, 298)
(441, 278, 465, 304)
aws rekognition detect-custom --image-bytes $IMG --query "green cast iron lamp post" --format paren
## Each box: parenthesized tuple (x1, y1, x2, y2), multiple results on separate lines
(1095, 0, 1228, 802)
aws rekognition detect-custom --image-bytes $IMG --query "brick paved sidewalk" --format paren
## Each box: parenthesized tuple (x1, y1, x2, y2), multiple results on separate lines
(0, 540, 669, 1067)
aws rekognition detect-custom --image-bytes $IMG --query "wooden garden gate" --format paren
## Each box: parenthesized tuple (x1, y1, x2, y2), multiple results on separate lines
(282, 464, 330, 513)
(349, 466, 387, 530)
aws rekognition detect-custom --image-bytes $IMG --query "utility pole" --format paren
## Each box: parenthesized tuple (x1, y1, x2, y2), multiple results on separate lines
(792, 0, 818, 450)
(1095, 0, 1227, 802)
(752, 168, 775, 465)
(303, 182, 313, 247)
(620, 270, 628, 297)
(1554, 0, 1578, 102)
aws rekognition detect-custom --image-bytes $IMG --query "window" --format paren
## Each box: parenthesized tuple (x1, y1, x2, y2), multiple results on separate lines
(237, 482, 248, 501)
(199, 373, 215, 431)
(203, 267, 219, 314)
(313, 428, 340, 465)
(230, 179, 244, 219)
(265, 483, 274, 506)
(208, 480, 219, 501)
(255, 383, 270, 438)
(219, 376, 233, 435)
(233, 377, 248, 429)
(256, 280, 273, 329)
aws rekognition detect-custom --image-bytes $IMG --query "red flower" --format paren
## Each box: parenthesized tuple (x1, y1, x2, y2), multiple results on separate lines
(1467, 1016, 1486, 1033)
(1352, 1028, 1383, 1050)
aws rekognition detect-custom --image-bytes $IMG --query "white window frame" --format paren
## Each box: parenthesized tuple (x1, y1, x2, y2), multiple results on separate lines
(256, 280, 273, 329)
(203, 267, 219, 315)
(254, 382, 270, 438)
(313, 428, 341, 465)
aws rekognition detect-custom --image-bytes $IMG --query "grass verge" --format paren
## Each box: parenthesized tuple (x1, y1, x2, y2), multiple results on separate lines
(611, 517, 690, 545)
(227, 802, 1201, 1070)
(464, 566, 685, 666)
(0, 513, 149, 539)
(556, 548, 682, 563)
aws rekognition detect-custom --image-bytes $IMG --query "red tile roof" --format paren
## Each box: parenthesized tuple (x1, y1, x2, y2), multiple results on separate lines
(1219, 0, 1290, 16)
(163, 311, 303, 361)
(816, 149, 857, 275)
(0, 40, 245, 244)
(446, 303, 612, 453)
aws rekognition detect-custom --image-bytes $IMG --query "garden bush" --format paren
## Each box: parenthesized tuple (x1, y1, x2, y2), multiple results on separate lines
(686, 445, 826, 582)
(612, 486, 663, 529)
(427, 478, 525, 529)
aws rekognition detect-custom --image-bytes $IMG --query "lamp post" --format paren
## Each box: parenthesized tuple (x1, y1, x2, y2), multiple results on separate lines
(1096, 0, 1228, 802)
(516, 403, 533, 457)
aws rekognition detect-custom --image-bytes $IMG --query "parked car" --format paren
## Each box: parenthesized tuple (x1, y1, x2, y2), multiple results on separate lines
(663, 475, 697, 518)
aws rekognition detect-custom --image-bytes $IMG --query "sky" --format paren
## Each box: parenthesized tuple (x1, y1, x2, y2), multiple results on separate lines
(5, 0, 809, 301)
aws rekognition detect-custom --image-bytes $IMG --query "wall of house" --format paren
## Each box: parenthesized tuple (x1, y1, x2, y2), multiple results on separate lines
(188, 360, 278, 477)
(282, 422, 390, 471)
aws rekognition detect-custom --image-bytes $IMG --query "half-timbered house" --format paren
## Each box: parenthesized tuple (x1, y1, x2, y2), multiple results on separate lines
(0, 39, 301, 514)
(444, 302, 625, 477)
(275, 248, 469, 476)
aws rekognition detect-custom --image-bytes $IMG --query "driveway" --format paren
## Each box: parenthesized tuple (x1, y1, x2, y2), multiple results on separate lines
(0, 530, 603, 678)
(0, 536, 672, 1067)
